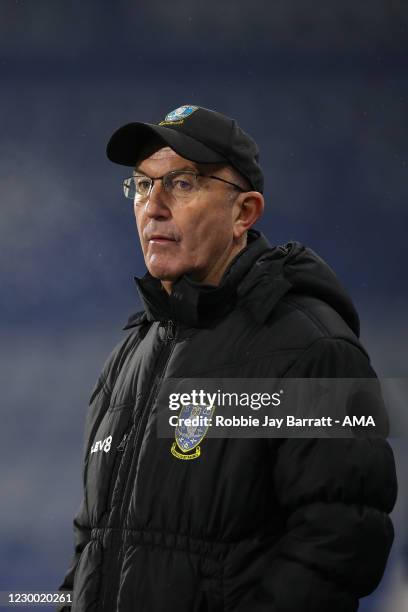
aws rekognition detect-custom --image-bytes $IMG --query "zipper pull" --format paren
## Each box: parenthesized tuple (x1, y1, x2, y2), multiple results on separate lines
(166, 320, 174, 343)
(117, 432, 129, 452)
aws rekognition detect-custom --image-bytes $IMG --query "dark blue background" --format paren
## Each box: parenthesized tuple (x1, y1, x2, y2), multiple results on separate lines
(1, 1, 407, 610)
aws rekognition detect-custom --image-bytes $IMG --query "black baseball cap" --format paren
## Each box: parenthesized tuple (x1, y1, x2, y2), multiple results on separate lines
(106, 105, 264, 193)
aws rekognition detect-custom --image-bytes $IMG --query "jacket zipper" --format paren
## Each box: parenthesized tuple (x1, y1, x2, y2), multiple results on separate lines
(106, 432, 129, 506)
(165, 319, 174, 342)
(109, 320, 174, 506)
(119, 318, 176, 515)
(102, 319, 177, 610)
(117, 432, 129, 452)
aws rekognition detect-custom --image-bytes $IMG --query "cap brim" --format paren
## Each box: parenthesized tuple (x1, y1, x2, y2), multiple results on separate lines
(106, 122, 226, 167)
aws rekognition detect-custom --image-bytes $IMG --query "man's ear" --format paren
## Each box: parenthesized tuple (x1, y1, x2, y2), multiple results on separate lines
(232, 192, 264, 240)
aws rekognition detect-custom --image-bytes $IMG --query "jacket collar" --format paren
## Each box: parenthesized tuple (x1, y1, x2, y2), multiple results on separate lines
(127, 229, 276, 328)
(124, 232, 361, 336)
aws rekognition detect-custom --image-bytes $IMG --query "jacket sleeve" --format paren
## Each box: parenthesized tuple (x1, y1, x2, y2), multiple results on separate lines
(237, 337, 398, 612)
(56, 330, 141, 611)
(55, 370, 106, 611)
(56, 499, 91, 611)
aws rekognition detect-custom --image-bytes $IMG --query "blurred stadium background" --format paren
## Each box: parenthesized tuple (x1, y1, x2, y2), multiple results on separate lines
(1, 1, 407, 610)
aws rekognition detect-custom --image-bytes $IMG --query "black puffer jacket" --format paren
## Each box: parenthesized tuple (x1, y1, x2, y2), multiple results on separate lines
(59, 230, 397, 612)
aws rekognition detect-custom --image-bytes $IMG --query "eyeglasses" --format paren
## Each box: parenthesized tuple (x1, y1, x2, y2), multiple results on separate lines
(122, 170, 244, 205)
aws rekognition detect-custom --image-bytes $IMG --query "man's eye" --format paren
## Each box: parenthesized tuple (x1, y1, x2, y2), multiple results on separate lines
(171, 176, 194, 192)
(136, 179, 151, 194)
(175, 180, 192, 190)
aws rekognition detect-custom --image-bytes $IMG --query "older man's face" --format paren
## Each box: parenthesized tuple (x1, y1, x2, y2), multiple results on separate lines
(134, 147, 241, 287)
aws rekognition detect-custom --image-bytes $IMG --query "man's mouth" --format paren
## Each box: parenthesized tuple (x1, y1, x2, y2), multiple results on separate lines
(148, 234, 177, 244)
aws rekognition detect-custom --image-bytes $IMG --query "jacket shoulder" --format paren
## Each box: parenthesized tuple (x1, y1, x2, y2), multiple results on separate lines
(274, 292, 366, 353)
(88, 312, 150, 404)
(82, 314, 151, 460)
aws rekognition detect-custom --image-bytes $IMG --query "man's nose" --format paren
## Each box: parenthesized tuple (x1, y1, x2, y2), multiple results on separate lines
(144, 180, 171, 218)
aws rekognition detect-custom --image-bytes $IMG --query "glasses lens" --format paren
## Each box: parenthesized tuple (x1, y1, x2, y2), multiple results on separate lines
(123, 177, 136, 199)
(123, 176, 153, 201)
(164, 171, 198, 198)
(123, 172, 199, 204)
(134, 176, 152, 199)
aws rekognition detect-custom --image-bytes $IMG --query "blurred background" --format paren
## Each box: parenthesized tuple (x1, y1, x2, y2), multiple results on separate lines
(1, 1, 407, 610)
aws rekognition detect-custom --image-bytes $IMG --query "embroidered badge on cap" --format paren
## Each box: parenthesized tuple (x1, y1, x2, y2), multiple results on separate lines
(163, 105, 199, 123)
(171, 403, 214, 460)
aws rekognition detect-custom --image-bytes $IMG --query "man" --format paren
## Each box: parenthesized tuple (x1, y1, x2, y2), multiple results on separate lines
(58, 105, 397, 611)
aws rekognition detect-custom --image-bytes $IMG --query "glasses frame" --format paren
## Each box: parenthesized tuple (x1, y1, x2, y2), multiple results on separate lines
(122, 169, 245, 203)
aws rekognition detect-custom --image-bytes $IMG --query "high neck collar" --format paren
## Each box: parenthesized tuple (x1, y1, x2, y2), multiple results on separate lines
(134, 229, 271, 328)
